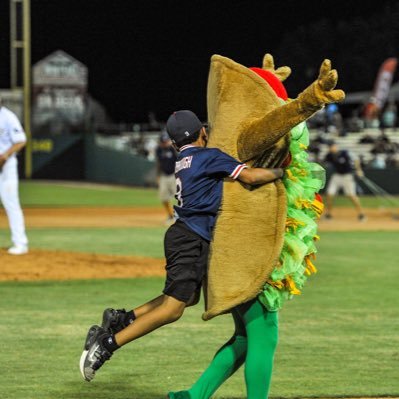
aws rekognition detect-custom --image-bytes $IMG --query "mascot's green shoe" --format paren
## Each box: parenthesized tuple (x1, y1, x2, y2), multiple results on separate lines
(167, 391, 191, 399)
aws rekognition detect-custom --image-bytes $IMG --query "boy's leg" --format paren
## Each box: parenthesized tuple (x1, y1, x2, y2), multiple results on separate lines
(101, 295, 167, 335)
(104, 291, 199, 335)
(134, 294, 166, 318)
(169, 309, 247, 399)
(80, 295, 186, 381)
(115, 295, 186, 346)
(81, 221, 207, 381)
(237, 299, 278, 399)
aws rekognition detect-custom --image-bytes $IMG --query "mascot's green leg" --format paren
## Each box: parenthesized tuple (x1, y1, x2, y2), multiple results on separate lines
(237, 299, 279, 399)
(168, 300, 278, 399)
(168, 310, 247, 399)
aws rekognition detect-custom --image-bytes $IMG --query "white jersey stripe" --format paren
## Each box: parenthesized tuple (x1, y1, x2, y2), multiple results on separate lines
(179, 144, 196, 152)
(229, 164, 247, 179)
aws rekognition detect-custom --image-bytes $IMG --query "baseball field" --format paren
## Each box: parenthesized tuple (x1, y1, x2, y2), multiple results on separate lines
(1, 181, 398, 399)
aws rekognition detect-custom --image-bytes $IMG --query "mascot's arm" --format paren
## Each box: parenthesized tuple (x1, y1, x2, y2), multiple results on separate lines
(238, 59, 345, 161)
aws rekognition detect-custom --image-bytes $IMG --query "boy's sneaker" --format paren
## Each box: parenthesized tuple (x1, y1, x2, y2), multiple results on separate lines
(80, 325, 113, 382)
(101, 308, 126, 333)
(83, 325, 100, 350)
(358, 213, 367, 222)
(102, 308, 133, 334)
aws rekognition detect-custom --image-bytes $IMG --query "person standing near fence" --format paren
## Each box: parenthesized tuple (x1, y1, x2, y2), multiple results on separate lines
(156, 132, 177, 223)
(0, 99, 29, 254)
(324, 142, 366, 221)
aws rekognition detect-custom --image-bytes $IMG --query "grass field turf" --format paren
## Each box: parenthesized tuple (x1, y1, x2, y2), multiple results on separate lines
(17, 180, 399, 208)
(18, 181, 160, 207)
(0, 227, 166, 258)
(1, 181, 399, 398)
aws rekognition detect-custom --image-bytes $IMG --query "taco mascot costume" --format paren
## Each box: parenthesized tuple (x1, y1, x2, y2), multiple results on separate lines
(169, 54, 345, 399)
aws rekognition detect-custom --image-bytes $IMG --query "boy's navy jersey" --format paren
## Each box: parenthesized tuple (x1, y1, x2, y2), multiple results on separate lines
(174, 144, 246, 241)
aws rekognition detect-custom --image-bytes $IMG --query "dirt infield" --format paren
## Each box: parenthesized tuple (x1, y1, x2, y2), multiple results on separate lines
(0, 249, 165, 282)
(1, 206, 398, 282)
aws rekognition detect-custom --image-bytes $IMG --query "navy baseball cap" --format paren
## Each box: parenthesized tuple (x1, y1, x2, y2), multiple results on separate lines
(166, 110, 203, 146)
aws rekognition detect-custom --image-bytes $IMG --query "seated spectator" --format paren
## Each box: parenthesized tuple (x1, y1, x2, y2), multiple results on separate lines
(386, 153, 399, 168)
(346, 109, 364, 132)
(381, 101, 397, 128)
(371, 132, 396, 154)
(358, 134, 375, 144)
(370, 154, 387, 169)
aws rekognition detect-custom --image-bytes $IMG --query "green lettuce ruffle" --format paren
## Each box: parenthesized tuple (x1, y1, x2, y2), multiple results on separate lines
(259, 121, 325, 311)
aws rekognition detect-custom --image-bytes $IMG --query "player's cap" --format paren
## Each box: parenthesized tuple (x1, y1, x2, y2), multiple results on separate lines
(166, 110, 203, 146)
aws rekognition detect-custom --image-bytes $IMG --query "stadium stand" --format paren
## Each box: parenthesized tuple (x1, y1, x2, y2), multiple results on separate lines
(309, 128, 399, 167)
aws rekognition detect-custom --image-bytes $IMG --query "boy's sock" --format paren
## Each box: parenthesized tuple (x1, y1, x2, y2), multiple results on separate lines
(124, 310, 136, 326)
(102, 334, 120, 352)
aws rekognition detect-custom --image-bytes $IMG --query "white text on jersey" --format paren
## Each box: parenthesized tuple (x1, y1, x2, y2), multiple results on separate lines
(175, 156, 193, 173)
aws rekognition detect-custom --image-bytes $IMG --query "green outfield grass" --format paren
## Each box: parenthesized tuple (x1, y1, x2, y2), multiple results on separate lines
(1, 231, 398, 399)
(0, 227, 166, 258)
(12, 180, 399, 208)
(332, 194, 399, 208)
(1, 181, 398, 398)
(18, 181, 160, 207)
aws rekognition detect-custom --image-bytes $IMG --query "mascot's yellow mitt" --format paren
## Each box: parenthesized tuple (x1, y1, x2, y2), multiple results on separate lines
(203, 54, 344, 320)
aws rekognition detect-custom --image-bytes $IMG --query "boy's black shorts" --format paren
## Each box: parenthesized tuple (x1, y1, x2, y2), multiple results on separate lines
(163, 220, 210, 303)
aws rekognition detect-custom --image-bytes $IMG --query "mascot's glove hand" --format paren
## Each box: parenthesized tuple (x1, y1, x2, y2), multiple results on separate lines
(297, 59, 345, 112)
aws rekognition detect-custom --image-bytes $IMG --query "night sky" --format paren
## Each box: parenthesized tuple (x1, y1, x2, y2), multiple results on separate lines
(0, 0, 397, 122)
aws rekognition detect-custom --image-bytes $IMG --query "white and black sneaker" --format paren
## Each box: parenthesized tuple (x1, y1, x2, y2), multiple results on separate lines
(102, 308, 135, 334)
(80, 325, 113, 382)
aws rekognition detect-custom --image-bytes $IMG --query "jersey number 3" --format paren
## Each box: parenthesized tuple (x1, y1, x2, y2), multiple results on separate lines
(175, 177, 183, 207)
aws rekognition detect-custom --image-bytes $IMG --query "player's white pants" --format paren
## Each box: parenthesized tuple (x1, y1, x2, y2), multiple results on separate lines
(0, 157, 28, 247)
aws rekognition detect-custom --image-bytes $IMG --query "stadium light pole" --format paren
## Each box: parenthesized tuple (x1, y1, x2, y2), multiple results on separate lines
(10, 0, 32, 178)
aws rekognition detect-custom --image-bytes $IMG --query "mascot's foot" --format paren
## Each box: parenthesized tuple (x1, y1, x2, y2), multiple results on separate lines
(167, 391, 191, 399)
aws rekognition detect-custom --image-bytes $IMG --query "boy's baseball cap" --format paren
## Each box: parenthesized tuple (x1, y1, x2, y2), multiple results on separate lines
(166, 110, 203, 146)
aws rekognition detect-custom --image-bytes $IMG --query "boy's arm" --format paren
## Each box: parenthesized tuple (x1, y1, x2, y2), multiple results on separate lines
(237, 167, 283, 186)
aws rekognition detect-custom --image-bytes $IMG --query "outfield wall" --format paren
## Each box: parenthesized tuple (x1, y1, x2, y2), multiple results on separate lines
(84, 135, 156, 186)
(27, 134, 156, 186)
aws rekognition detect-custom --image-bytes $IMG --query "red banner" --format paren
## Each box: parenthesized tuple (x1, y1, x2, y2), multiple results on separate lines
(364, 57, 397, 119)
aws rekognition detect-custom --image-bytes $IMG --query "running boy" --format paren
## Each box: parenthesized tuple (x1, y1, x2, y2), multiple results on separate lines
(80, 110, 284, 382)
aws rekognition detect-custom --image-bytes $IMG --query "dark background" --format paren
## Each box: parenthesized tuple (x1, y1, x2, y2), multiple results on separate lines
(1, 0, 399, 122)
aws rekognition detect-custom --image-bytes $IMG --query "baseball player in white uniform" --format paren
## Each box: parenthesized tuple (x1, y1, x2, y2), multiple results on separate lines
(0, 100, 29, 255)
